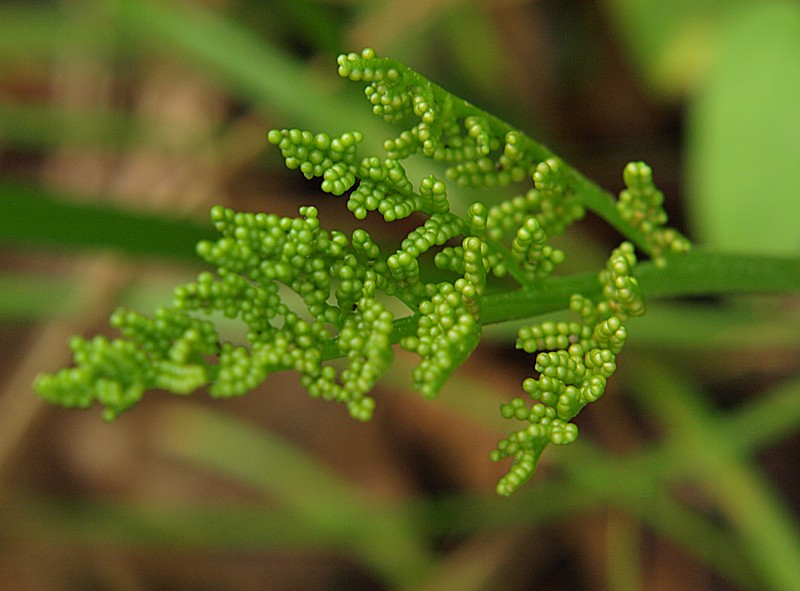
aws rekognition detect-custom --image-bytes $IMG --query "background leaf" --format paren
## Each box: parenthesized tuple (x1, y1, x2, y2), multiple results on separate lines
(687, 1, 800, 254)
(0, 182, 213, 260)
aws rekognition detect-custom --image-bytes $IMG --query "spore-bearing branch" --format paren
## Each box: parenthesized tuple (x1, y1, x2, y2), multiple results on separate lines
(36, 48, 692, 494)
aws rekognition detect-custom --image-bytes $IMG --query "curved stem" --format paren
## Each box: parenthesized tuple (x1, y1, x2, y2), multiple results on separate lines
(480, 250, 800, 326)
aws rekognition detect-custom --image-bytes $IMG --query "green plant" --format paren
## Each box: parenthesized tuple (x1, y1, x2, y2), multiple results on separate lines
(33, 47, 798, 500)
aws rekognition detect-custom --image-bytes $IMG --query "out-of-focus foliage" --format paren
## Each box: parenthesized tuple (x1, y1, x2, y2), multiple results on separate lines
(605, 0, 800, 254)
(1, 1, 799, 590)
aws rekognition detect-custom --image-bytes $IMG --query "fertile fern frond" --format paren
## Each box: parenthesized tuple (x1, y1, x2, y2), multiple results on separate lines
(36, 48, 690, 494)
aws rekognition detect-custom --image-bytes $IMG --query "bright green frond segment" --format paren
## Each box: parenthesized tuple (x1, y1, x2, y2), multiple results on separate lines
(618, 162, 692, 265)
(491, 242, 647, 496)
(402, 281, 482, 399)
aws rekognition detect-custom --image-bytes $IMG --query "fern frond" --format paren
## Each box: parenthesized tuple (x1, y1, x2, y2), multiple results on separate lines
(36, 48, 690, 494)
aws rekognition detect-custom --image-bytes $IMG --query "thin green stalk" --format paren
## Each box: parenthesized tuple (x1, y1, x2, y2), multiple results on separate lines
(724, 377, 800, 452)
(480, 250, 800, 325)
(1, 182, 213, 260)
(606, 512, 642, 591)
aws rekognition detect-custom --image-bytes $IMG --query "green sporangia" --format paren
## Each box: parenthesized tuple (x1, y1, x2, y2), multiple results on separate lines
(35, 48, 690, 495)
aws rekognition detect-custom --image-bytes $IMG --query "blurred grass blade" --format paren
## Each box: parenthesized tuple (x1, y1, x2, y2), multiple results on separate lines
(110, 0, 381, 137)
(0, 101, 213, 154)
(0, 5, 111, 62)
(0, 181, 213, 260)
(13, 497, 349, 549)
(269, 0, 344, 55)
(628, 360, 800, 591)
(0, 101, 133, 150)
(0, 273, 79, 321)
(150, 403, 434, 586)
(625, 299, 800, 350)
(151, 403, 368, 518)
(725, 377, 800, 454)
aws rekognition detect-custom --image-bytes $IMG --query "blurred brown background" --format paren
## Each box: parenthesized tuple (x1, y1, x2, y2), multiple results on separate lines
(1, 1, 799, 590)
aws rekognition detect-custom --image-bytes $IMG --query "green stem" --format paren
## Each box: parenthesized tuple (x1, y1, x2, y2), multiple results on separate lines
(480, 250, 800, 326)
(635, 250, 800, 297)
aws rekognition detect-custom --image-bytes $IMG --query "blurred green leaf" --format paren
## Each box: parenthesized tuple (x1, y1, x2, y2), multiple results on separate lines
(0, 182, 213, 260)
(439, 4, 508, 105)
(687, 1, 800, 254)
(602, 0, 732, 97)
(13, 497, 337, 548)
(0, 101, 138, 151)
